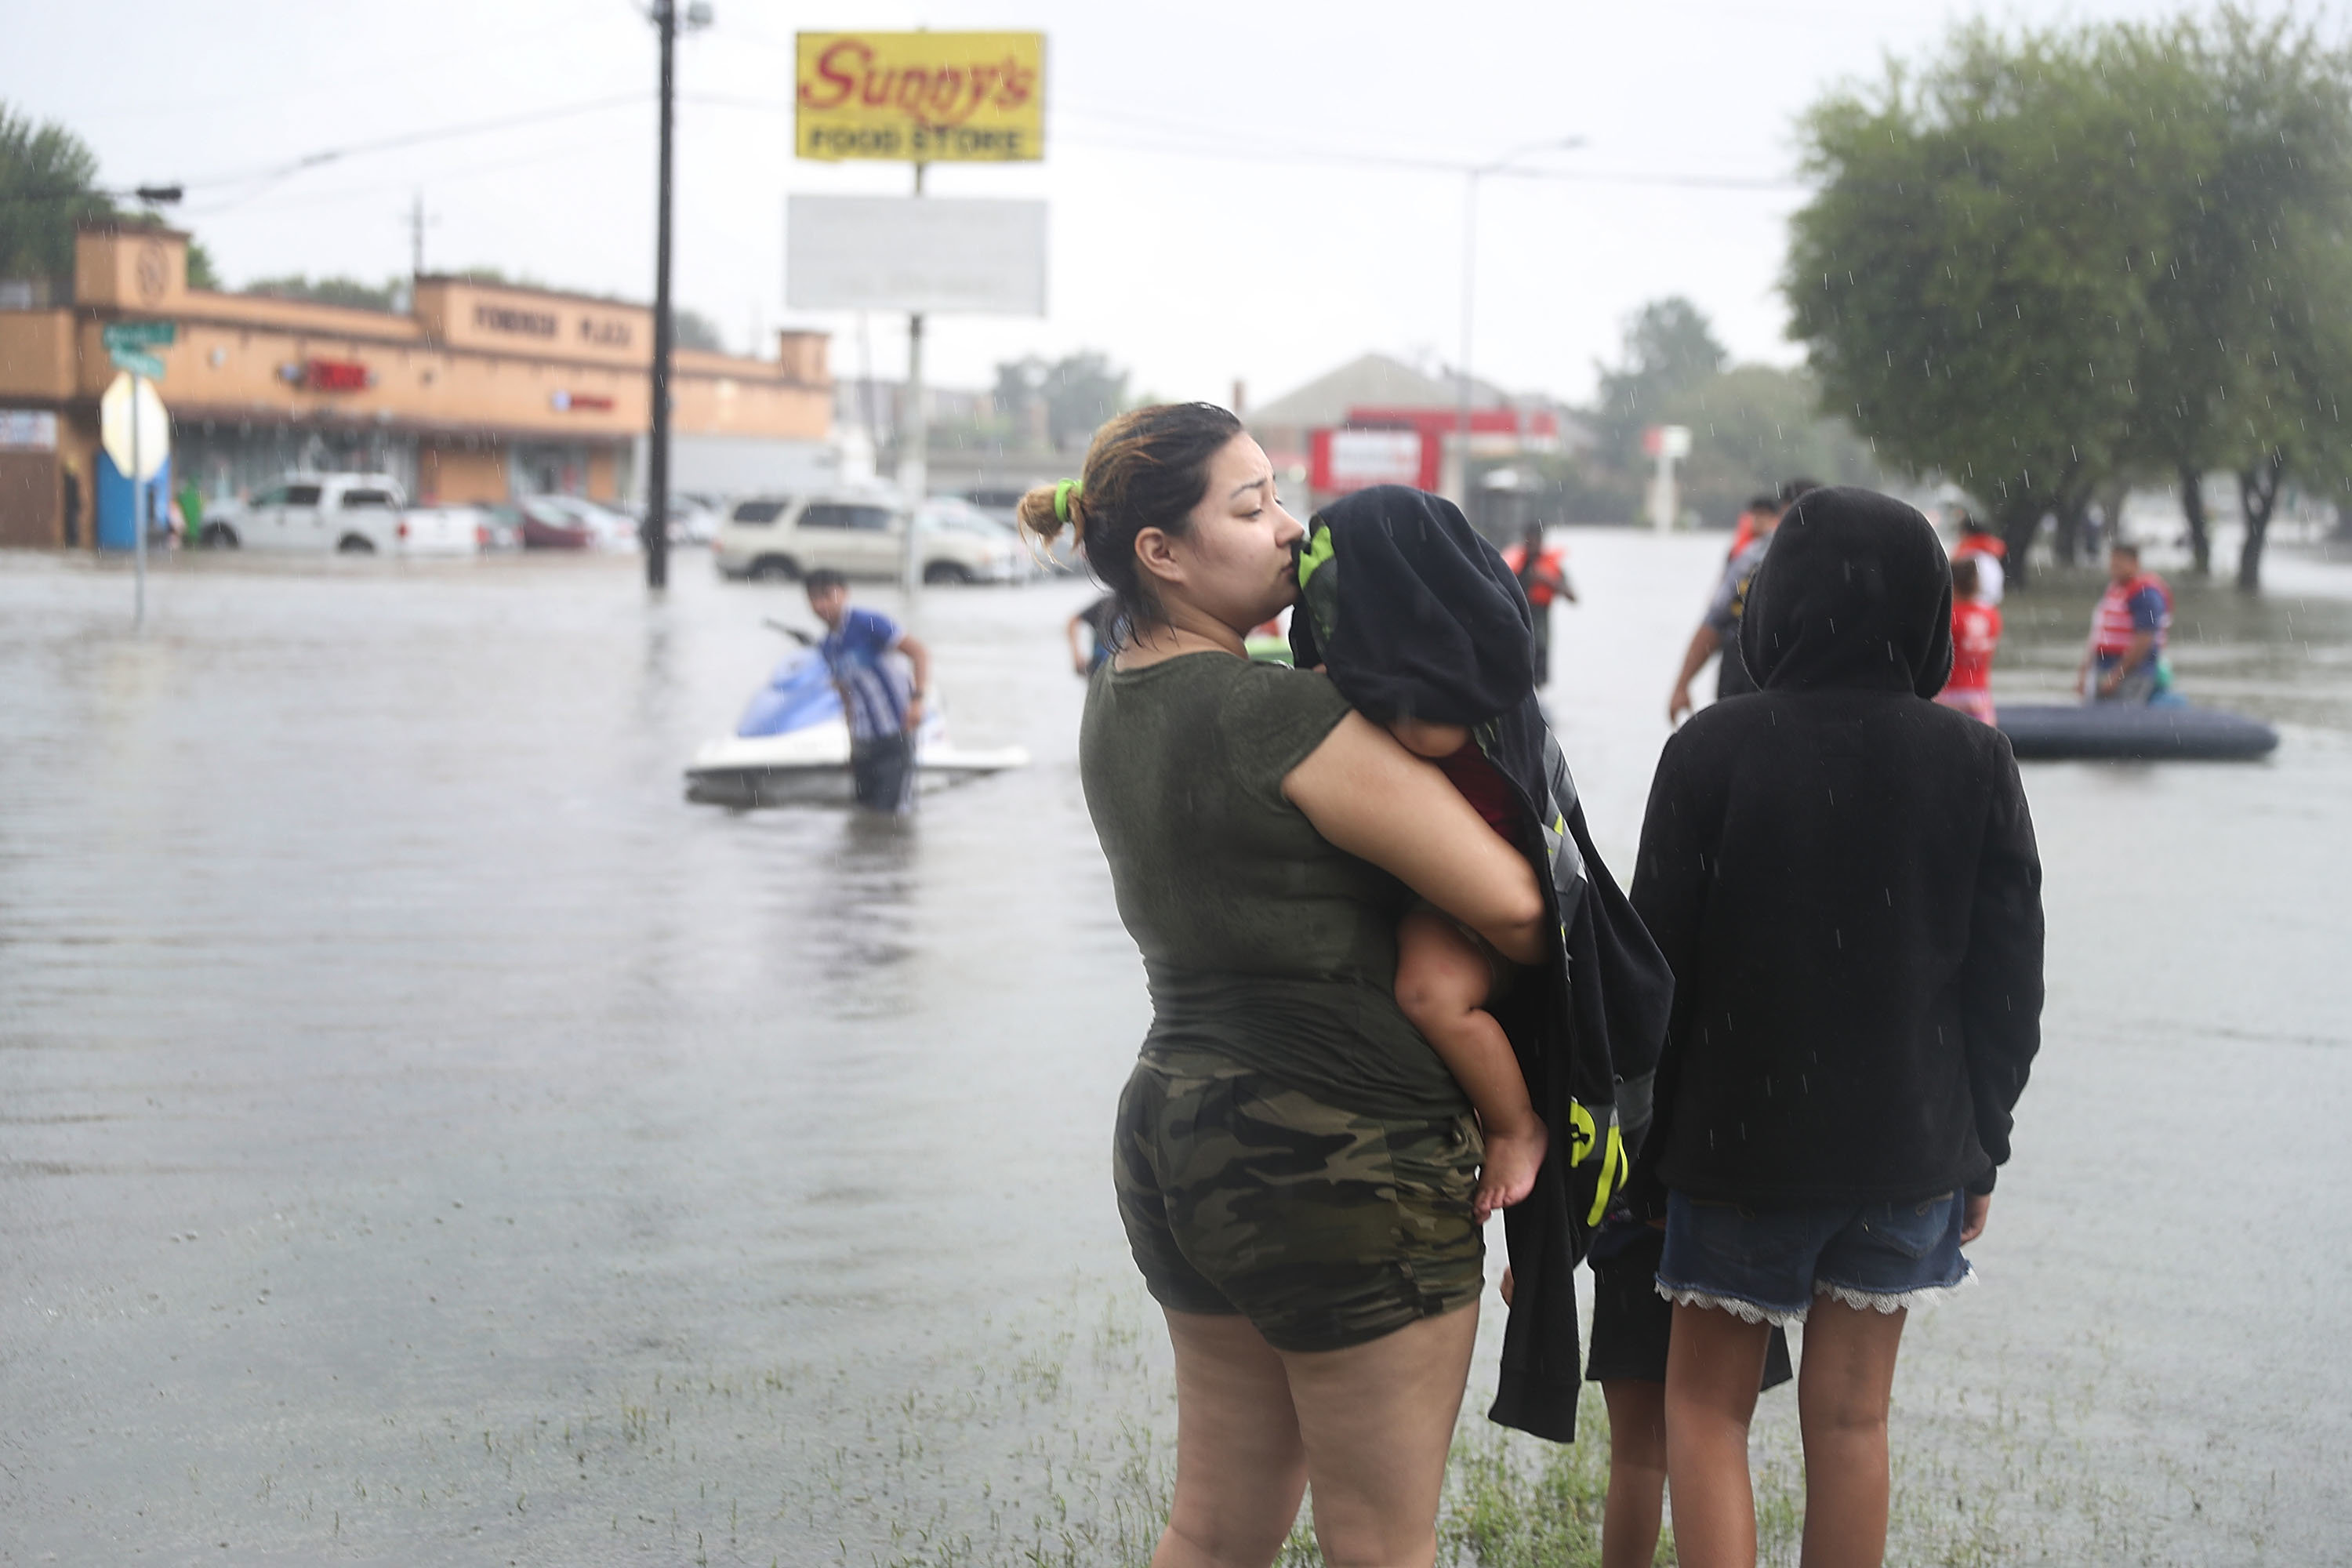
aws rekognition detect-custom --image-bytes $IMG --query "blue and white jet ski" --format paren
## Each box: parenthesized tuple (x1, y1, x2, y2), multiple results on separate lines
(684, 632, 1029, 807)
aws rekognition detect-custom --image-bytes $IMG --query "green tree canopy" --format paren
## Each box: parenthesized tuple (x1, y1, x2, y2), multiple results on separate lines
(1567, 297, 1882, 525)
(993, 350, 1130, 452)
(245, 274, 404, 312)
(670, 308, 725, 353)
(1785, 9, 2352, 587)
(1592, 297, 1728, 456)
(0, 103, 112, 281)
(0, 102, 216, 289)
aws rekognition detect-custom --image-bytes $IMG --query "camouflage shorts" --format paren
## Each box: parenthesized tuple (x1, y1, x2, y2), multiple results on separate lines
(1112, 1047, 1485, 1353)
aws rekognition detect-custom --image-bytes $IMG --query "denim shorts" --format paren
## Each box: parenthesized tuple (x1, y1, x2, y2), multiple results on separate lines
(1655, 1189, 1972, 1327)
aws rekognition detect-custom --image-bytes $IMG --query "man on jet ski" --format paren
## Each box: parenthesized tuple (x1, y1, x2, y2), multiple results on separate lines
(805, 570, 931, 813)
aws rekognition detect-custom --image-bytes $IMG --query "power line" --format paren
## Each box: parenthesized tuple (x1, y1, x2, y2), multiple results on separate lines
(679, 92, 1802, 190)
(176, 93, 652, 193)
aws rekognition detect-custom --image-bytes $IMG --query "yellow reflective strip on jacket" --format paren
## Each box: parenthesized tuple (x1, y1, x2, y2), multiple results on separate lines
(1565, 1101, 1597, 1166)
(1298, 523, 1336, 588)
(1586, 1123, 1628, 1228)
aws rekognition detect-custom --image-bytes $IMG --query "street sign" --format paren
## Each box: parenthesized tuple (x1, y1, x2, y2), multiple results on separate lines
(102, 320, 177, 352)
(787, 195, 1047, 314)
(794, 31, 1045, 162)
(100, 372, 169, 480)
(109, 347, 165, 379)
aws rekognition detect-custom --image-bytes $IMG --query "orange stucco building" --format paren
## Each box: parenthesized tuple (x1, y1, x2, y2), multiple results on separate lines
(0, 224, 833, 547)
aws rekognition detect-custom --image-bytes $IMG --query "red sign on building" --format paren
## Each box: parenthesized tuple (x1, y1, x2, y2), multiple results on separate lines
(302, 359, 372, 392)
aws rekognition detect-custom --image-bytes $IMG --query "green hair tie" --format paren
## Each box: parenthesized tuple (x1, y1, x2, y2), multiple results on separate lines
(1053, 478, 1083, 524)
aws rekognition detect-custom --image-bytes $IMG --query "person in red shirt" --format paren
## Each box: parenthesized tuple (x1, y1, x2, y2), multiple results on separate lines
(1936, 557, 2002, 724)
(1949, 510, 2006, 604)
(1500, 522, 1577, 688)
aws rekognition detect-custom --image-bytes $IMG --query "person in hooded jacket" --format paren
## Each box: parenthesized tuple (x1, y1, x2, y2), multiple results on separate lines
(1291, 485, 1675, 1447)
(1628, 487, 2044, 1568)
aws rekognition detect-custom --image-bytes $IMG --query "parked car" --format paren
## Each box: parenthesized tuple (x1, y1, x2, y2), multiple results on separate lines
(392, 505, 488, 557)
(625, 494, 724, 546)
(200, 473, 410, 554)
(516, 495, 597, 550)
(916, 498, 1040, 582)
(713, 490, 1029, 584)
(564, 497, 642, 552)
(475, 503, 524, 551)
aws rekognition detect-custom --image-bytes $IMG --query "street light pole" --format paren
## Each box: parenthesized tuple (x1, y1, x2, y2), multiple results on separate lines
(1457, 136, 1584, 514)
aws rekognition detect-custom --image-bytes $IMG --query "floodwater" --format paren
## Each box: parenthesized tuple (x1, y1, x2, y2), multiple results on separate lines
(2, 532, 2347, 1566)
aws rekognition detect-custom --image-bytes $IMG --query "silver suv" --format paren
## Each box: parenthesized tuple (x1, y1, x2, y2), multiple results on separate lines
(714, 492, 1030, 585)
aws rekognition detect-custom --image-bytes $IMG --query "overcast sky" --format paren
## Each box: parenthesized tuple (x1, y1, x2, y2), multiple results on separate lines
(8, 0, 2317, 408)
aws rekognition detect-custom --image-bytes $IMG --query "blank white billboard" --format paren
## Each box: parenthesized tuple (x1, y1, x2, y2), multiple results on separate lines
(786, 195, 1047, 316)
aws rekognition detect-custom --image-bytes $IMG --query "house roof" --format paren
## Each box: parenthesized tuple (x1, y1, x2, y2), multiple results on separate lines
(1247, 352, 1510, 431)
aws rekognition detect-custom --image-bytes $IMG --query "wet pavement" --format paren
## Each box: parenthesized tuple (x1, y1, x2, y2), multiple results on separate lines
(3, 535, 2347, 1564)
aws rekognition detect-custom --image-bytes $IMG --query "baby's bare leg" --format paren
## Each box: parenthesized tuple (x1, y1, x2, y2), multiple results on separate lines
(1395, 909, 1547, 1223)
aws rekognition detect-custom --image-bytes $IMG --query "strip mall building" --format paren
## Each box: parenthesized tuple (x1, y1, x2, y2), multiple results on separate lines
(0, 224, 834, 547)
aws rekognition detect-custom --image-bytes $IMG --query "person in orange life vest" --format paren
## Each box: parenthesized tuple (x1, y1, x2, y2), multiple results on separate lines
(1725, 495, 1778, 560)
(1500, 521, 1577, 688)
(1935, 557, 2002, 725)
(2079, 540, 2172, 704)
(1950, 510, 2006, 605)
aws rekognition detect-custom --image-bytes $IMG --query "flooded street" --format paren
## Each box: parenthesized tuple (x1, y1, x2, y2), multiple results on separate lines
(5, 535, 2349, 1565)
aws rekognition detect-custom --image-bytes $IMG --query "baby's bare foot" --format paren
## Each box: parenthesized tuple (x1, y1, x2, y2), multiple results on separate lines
(1472, 1118, 1549, 1224)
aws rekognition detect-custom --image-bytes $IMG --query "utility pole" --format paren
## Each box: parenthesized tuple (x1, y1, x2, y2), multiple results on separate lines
(645, 0, 681, 590)
(406, 191, 428, 279)
(1457, 136, 1584, 515)
(899, 161, 928, 596)
(642, 2, 709, 590)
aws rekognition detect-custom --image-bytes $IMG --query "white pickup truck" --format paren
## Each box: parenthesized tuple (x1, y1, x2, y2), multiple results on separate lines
(201, 473, 453, 555)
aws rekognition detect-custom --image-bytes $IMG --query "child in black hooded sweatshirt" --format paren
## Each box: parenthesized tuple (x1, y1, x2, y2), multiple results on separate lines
(1628, 488, 2044, 1568)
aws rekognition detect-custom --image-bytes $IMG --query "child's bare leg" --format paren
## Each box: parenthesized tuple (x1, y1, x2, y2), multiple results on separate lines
(1795, 1298, 1906, 1568)
(1600, 1379, 1668, 1568)
(1394, 909, 1546, 1222)
(1663, 1302, 1771, 1568)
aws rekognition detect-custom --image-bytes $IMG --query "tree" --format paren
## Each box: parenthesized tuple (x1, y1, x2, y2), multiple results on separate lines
(1573, 299, 1878, 525)
(1658, 363, 1887, 524)
(245, 274, 404, 312)
(1786, 23, 2157, 584)
(670, 307, 725, 353)
(2101, 11, 2352, 585)
(992, 350, 1130, 452)
(1787, 11, 2352, 589)
(2, 102, 218, 293)
(1592, 297, 1727, 458)
(0, 103, 123, 280)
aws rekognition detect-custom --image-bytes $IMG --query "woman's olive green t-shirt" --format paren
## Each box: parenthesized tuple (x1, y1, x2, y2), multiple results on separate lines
(1078, 652, 1465, 1120)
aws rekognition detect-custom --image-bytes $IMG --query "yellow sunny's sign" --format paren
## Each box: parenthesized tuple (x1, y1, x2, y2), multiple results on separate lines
(795, 31, 1045, 162)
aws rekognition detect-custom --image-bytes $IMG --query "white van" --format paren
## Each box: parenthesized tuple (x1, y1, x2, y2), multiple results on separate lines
(714, 492, 1031, 585)
(202, 474, 412, 554)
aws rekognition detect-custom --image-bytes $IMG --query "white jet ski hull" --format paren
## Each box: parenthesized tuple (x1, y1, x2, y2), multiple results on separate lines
(684, 722, 1029, 808)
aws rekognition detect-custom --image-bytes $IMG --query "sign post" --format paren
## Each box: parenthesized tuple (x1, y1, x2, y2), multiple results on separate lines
(794, 29, 1045, 593)
(103, 321, 176, 627)
(1642, 424, 1692, 533)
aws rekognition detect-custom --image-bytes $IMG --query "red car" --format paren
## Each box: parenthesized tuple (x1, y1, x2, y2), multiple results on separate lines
(517, 495, 596, 550)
